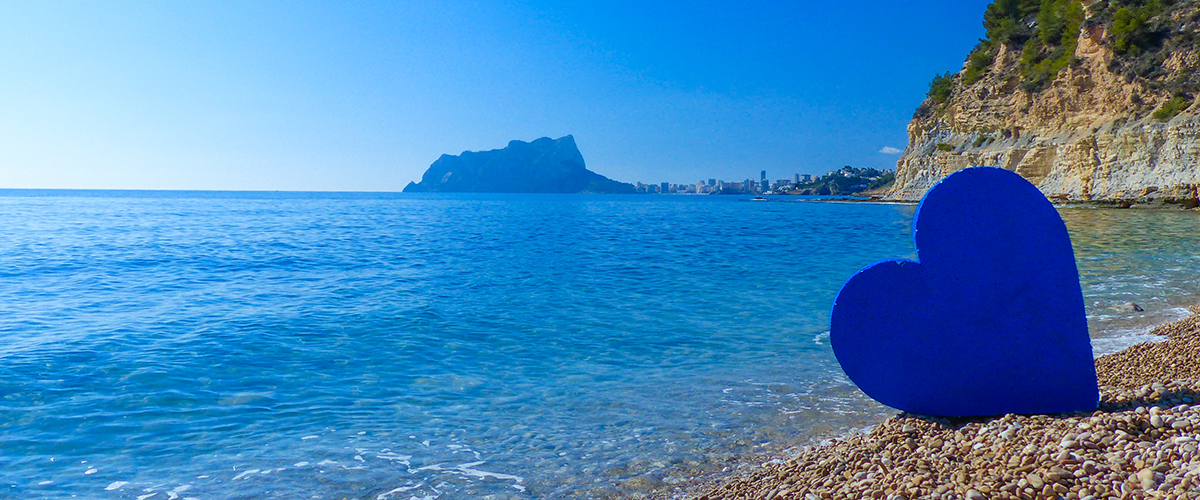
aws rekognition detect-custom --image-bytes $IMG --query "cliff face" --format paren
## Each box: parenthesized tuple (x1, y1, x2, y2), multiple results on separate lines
(403, 135, 635, 194)
(889, 0, 1200, 204)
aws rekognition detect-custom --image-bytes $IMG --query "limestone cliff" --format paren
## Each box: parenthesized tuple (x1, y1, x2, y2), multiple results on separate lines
(888, 0, 1200, 205)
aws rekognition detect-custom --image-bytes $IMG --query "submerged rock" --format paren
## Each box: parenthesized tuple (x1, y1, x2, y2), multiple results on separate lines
(1113, 301, 1145, 312)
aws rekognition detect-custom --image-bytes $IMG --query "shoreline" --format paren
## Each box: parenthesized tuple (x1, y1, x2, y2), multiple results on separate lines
(806, 198, 1200, 210)
(738, 196, 1200, 211)
(681, 305, 1200, 500)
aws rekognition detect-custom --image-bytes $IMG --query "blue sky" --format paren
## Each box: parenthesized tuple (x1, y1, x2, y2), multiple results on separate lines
(0, 1, 993, 191)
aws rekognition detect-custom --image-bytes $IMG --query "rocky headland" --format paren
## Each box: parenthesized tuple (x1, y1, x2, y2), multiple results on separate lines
(691, 306, 1200, 500)
(787, 167, 895, 196)
(403, 135, 635, 194)
(888, 0, 1200, 206)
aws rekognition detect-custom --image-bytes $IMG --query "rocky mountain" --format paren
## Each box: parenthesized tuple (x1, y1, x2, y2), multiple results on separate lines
(888, 0, 1200, 205)
(403, 135, 635, 194)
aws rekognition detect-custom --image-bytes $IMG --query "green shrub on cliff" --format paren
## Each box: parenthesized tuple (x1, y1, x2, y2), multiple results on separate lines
(970, 0, 1185, 95)
(1152, 96, 1191, 121)
(1100, 0, 1181, 87)
(963, 48, 996, 85)
(1113, 7, 1143, 54)
(983, 0, 1040, 44)
(1017, 0, 1084, 91)
(935, 143, 955, 152)
(1109, 2, 1167, 55)
(1037, 0, 1081, 45)
(933, 0, 1192, 116)
(928, 72, 955, 103)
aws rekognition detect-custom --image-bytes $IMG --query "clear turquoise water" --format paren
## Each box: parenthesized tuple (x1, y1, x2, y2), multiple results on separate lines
(1, 192, 1198, 500)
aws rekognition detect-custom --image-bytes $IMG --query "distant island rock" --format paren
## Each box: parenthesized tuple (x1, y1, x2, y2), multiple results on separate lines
(403, 135, 635, 194)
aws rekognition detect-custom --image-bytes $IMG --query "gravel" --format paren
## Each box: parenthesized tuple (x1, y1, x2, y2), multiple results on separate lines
(690, 306, 1200, 500)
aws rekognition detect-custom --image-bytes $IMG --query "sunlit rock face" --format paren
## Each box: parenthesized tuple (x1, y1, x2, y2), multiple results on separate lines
(403, 135, 635, 194)
(889, 5, 1200, 204)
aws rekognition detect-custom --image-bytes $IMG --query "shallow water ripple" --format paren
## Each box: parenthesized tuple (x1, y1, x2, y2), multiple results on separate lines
(0, 192, 1197, 499)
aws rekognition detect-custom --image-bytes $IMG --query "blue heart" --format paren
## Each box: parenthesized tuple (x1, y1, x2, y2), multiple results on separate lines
(830, 167, 1098, 417)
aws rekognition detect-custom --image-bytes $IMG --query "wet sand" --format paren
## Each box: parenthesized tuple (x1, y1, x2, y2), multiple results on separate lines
(688, 305, 1200, 500)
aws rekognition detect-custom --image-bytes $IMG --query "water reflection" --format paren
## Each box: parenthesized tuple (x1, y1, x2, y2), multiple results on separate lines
(1061, 207, 1200, 353)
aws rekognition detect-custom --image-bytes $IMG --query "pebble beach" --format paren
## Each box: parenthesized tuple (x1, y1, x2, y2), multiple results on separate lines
(691, 305, 1200, 500)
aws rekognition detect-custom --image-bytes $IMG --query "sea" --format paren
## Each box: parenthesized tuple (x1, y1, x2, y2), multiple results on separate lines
(2, 191, 1198, 500)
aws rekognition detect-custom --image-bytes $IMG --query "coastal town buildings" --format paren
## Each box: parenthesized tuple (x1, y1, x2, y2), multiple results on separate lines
(634, 168, 894, 195)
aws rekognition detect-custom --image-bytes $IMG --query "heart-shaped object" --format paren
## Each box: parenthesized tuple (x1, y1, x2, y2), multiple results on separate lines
(830, 167, 1098, 416)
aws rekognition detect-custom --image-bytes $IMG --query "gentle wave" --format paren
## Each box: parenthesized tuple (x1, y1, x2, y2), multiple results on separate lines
(0, 193, 1197, 499)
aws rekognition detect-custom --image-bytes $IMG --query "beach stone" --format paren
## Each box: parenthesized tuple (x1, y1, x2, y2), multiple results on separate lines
(1137, 468, 1159, 488)
(692, 308, 1200, 500)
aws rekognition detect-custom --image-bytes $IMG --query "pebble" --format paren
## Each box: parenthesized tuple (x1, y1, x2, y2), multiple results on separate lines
(690, 306, 1200, 500)
(1137, 468, 1156, 482)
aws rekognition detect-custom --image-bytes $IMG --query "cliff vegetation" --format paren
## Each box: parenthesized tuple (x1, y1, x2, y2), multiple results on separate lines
(890, 0, 1200, 204)
(789, 167, 894, 196)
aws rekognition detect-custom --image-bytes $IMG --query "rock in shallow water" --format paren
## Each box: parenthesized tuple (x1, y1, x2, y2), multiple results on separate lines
(1114, 301, 1145, 312)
